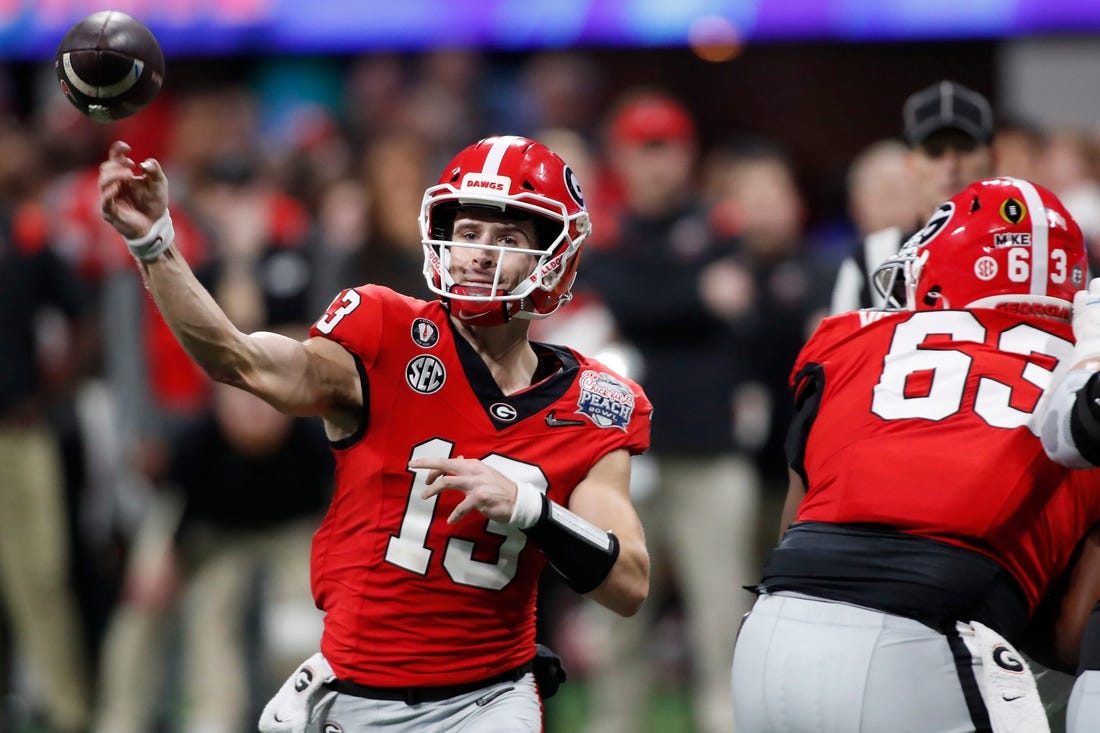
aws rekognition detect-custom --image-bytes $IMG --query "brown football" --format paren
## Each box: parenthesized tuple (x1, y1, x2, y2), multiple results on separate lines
(55, 10, 164, 122)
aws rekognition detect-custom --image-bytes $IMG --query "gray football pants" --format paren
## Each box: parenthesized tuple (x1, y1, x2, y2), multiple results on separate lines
(318, 673, 542, 732)
(733, 592, 987, 732)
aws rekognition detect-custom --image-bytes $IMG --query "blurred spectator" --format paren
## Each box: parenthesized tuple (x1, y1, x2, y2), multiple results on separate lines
(844, 138, 920, 239)
(577, 89, 757, 733)
(0, 118, 95, 733)
(994, 117, 1048, 181)
(92, 384, 332, 733)
(830, 80, 994, 313)
(506, 51, 605, 136)
(702, 137, 835, 484)
(91, 86, 338, 733)
(1041, 126, 1100, 267)
(362, 131, 434, 293)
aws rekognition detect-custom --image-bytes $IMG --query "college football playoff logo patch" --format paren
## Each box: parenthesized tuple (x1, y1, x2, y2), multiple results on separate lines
(1000, 197, 1026, 225)
(406, 355, 446, 394)
(576, 370, 635, 430)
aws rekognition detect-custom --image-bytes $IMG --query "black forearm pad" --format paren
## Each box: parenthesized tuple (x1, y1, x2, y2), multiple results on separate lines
(1079, 601, 1100, 674)
(522, 494, 620, 594)
(1070, 373, 1100, 467)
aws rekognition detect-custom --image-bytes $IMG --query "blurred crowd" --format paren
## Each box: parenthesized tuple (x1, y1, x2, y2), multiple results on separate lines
(4, 47, 1100, 733)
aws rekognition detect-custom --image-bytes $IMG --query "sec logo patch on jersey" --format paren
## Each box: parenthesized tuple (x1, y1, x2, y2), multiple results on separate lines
(406, 355, 446, 394)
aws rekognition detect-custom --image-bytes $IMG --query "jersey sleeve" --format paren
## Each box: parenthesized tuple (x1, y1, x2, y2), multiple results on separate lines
(624, 386, 652, 456)
(309, 284, 387, 366)
(784, 311, 865, 481)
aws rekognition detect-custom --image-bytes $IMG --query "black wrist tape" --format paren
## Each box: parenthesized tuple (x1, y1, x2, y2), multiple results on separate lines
(1070, 373, 1100, 467)
(522, 494, 620, 594)
(1079, 600, 1100, 674)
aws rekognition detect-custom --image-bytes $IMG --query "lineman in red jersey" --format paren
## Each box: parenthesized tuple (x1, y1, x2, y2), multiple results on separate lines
(732, 178, 1100, 733)
(97, 135, 652, 732)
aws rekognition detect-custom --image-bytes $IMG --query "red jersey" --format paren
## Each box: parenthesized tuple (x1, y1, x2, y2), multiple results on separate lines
(789, 308, 1100, 609)
(308, 285, 652, 687)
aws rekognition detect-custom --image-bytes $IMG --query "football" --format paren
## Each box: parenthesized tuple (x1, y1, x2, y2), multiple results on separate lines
(55, 10, 164, 122)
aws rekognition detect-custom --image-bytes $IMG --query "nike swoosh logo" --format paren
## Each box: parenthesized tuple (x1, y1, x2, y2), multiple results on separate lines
(274, 712, 286, 722)
(1002, 694, 1023, 702)
(546, 411, 586, 428)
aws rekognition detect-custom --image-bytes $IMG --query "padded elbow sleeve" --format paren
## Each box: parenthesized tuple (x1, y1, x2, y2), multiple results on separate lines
(522, 494, 620, 594)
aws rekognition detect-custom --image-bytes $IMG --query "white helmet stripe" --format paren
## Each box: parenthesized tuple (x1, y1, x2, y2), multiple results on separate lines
(480, 136, 522, 176)
(1011, 177, 1049, 296)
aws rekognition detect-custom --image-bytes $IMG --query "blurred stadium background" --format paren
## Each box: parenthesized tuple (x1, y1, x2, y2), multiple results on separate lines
(3, 2, 1100, 733)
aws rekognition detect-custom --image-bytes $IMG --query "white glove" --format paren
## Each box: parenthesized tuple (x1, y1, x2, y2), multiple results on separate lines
(1072, 277, 1100, 364)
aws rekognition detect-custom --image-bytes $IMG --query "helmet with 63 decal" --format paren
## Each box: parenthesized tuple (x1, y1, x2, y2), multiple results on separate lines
(872, 177, 1087, 320)
(419, 135, 591, 326)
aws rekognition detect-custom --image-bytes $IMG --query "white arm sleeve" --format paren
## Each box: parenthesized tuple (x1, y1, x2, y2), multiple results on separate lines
(1040, 367, 1095, 468)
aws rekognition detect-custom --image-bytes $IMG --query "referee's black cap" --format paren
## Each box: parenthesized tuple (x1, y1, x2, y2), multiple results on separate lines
(902, 80, 994, 147)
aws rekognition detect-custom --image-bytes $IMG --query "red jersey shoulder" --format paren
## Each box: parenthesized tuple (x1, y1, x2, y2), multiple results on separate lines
(791, 310, 894, 386)
(310, 285, 443, 361)
(562, 348, 652, 455)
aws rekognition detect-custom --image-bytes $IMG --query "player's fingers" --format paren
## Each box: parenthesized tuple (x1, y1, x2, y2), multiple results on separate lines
(448, 497, 476, 524)
(109, 140, 131, 159)
(409, 456, 464, 476)
(140, 158, 166, 182)
(98, 166, 131, 189)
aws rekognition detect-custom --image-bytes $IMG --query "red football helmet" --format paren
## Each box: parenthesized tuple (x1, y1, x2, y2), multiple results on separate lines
(419, 135, 591, 325)
(873, 177, 1087, 319)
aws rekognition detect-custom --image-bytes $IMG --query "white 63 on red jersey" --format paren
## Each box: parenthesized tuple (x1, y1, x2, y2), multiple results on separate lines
(307, 285, 651, 689)
(788, 308, 1100, 610)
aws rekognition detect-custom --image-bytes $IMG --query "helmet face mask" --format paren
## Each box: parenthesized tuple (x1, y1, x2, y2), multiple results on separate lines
(419, 135, 591, 326)
(872, 177, 1087, 320)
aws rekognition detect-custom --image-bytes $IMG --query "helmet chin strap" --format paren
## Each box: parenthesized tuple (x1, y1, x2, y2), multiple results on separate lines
(445, 285, 523, 326)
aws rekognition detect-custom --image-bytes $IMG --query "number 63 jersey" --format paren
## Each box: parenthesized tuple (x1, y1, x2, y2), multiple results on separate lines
(788, 307, 1100, 613)
(308, 285, 652, 688)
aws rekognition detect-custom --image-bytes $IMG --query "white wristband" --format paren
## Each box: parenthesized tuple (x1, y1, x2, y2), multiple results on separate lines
(509, 482, 545, 529)
(124, 209, 175, 261)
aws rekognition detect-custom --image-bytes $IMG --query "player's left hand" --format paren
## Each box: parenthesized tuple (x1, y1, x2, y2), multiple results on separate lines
(410, 456, 520, 524)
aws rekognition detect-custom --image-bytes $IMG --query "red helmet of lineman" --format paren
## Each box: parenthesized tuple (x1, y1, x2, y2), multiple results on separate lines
(875, 177, 1087, 318)
(419, 135, 591, 326)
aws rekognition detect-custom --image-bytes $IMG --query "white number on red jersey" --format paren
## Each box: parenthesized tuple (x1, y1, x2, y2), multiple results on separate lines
(385, 438, 548, 590)
(870, 311, 1071, 433)
(315, 289, 362, 334)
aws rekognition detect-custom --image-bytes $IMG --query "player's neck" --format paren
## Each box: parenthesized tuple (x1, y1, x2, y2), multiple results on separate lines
(455, 319, 538, 395)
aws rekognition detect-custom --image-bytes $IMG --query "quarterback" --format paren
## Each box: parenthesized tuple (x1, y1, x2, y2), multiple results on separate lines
(98, 135, 652, 732)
